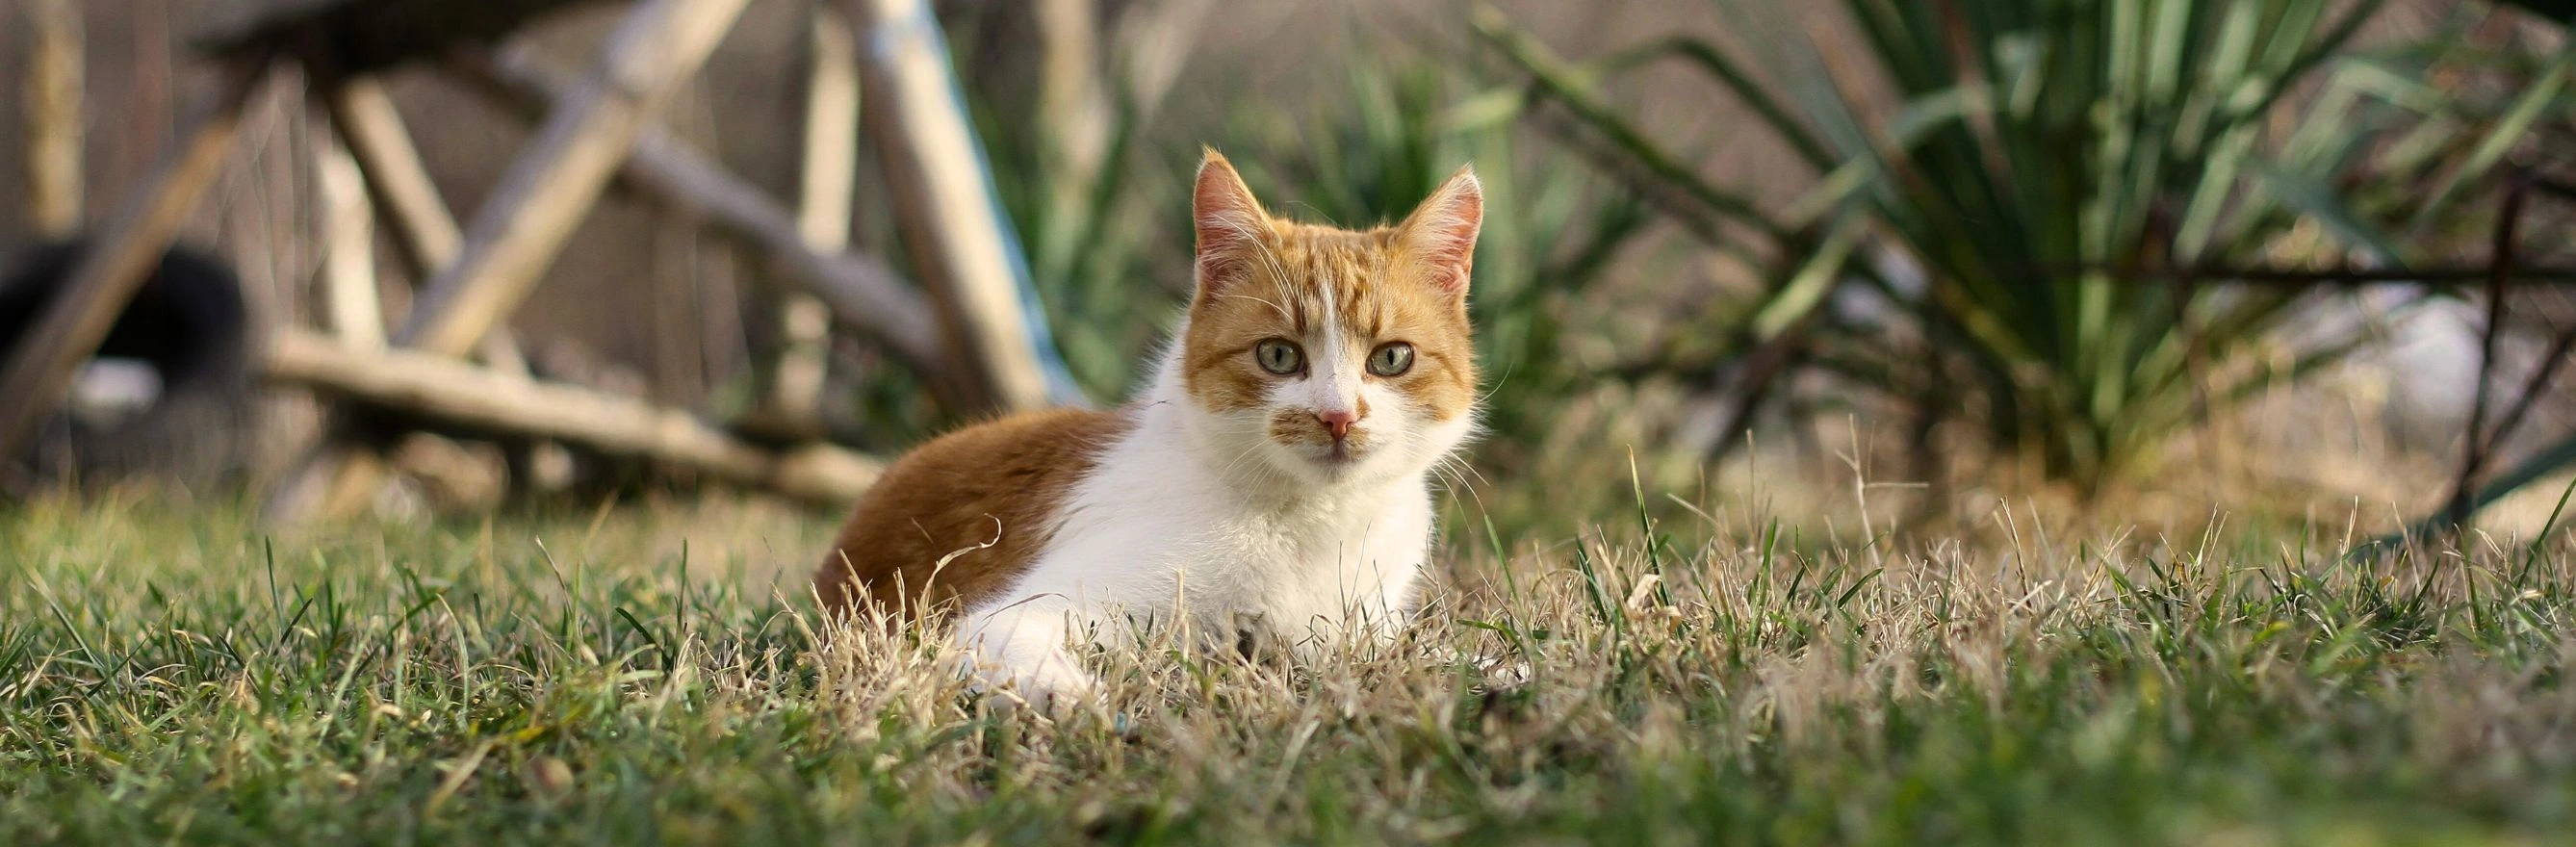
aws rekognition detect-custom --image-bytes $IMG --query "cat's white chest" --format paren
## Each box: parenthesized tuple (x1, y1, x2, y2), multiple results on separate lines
(968, 407, 1435, 642)
(1185, 480, 1434, 641)
(945, 346, 1472, 706)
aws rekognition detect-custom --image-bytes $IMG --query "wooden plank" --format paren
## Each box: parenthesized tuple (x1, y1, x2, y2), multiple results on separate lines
(745, 4, 862, 438)
(395, 0, 753, 359)
(23, 0, 85, 236)
(849, 0, 1055, 412)
(274, 104, 393, 524)
(316, 133, 386, 347)
(1036, 0, 1108, 185)
(317, 75, 540, 372)
(0, 59, 269, 465)
(265, 327, 883, 501)
(450, 46, 946, 374)
(795, 8, 860, 253)
(296, 81, 546, 519)
(268, 0, 749, 524)
(310, 123, 548, 497)
(321, 76, 461, 277)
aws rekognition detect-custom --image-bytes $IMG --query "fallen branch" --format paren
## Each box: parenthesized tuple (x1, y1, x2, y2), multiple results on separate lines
(265, 328, 882, 502)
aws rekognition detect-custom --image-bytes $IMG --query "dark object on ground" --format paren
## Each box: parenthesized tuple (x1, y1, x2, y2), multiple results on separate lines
(0, 240, 255, 489)
(195, 0, 618, 73)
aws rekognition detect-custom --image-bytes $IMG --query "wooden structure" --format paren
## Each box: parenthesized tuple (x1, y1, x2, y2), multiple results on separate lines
(0, 0, 1067, 520)
(22, 0, 83, 237)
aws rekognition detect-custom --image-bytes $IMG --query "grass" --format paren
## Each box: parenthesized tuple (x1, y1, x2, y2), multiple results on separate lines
(4, 490, 2576, 845)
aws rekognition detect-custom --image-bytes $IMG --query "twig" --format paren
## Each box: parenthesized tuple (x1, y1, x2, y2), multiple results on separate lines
(2534, 176, 2576, 204)
(1700, 315, 1821, 468)
(2446, 173, 2529, 529)
(2477, 318, 2576, 479)
(2025, 262, 2576, 287)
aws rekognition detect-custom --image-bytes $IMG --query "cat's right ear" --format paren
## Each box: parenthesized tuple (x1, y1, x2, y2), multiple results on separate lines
(1194, 149, 1269, 295)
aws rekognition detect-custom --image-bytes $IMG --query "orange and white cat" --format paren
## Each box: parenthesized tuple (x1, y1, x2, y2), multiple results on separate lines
(816, 150, 1481, 708)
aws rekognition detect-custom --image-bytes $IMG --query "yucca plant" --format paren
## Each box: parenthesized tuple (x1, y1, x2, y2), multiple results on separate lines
(1479, 0, 2429, 492)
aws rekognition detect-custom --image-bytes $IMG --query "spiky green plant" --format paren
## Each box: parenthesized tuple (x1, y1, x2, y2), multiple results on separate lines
(1479, 0, 2445, 492)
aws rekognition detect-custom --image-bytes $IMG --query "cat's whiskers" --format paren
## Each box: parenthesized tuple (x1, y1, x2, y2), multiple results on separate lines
(1428, 456, 1469, 498)
(1248, 242, 1296, 301)
(1447, 449, 1495, 491)
(1473, 361, 1514, 406)
(1220, 293, 1295, 325)
(1211, 435, 1284, 486)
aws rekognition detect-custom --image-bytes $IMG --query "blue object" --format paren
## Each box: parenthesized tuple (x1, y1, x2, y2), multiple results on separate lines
(889, 4, 1093, 407)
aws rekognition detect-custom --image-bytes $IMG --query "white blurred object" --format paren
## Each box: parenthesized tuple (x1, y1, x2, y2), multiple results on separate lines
(2371, 297, 2482, 429)
(66, 358, 163, 425)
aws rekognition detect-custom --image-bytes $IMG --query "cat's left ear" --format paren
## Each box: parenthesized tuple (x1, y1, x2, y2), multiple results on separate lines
(1396, 166, 1483, 298)
(1195, 149, 1270, 295)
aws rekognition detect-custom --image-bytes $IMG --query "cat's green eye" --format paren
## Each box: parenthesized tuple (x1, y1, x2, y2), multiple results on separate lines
(1368, 342, 1415, 377)
(1255, 339, 1304, 375)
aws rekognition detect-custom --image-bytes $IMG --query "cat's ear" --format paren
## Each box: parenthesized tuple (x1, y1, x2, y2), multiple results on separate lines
(1397, 165, 1482, 297)
(1194, 149, 1270, 294)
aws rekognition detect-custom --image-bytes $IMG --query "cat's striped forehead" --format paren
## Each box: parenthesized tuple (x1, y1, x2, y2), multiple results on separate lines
(1253, 228, 1405, 337)
(1180, 220, 1476, 419)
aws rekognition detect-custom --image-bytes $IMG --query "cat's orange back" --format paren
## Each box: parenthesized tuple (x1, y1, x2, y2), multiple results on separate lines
(813, 408, 1129, 619)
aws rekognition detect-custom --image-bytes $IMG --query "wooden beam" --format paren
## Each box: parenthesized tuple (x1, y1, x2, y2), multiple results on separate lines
(850, 0, 1055, 412)
(395, 0, 753, 359)
(269, 0, 749, 524)
(0, 59, 268, 466)
(296, 78, 549, 518)
(265, 327, 882, 501)
(316, 75, 540, 372)
(796, 8, 861, 253)
(320, 76, 460, 277)
(23, 0, 86, 236)
(316, 133, 386, 347)
(307, 124, 544, 509)
(743, 4, 862, 439)
(1036, 0, 1108, 184)
(782, 5, 862, 411)
(450, 46, 946, 374)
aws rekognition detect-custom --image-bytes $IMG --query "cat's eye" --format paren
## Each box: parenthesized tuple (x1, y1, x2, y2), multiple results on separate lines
(1367, 342, 1415, 377)
(1254, 339, 1304, 375)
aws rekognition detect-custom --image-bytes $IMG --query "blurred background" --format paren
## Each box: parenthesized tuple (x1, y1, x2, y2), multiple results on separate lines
(1, 0, 2571, 542)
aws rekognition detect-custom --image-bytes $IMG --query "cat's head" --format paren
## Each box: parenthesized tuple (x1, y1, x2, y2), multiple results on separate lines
(1173, 149, 1481, 489)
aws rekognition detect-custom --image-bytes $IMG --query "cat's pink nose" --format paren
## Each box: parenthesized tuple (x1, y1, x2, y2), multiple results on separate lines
(1317, 409, 1358, 441)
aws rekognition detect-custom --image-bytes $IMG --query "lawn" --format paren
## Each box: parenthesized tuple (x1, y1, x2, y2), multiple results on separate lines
(4, 492, 2574, 845)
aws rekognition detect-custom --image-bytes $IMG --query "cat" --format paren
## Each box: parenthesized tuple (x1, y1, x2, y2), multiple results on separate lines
(815, 149, 1481, 709)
